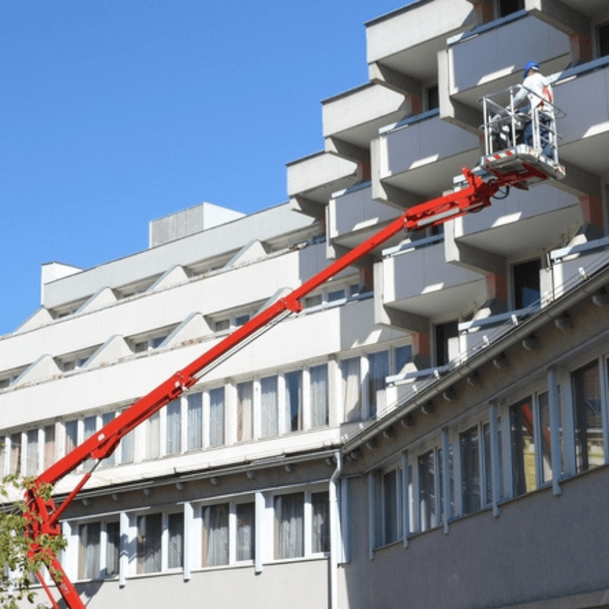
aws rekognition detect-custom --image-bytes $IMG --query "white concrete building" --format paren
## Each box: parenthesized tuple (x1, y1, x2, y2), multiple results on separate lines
(2, 0, 609, 607)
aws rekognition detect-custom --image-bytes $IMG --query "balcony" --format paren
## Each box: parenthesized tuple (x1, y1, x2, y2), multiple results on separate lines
(376, 112, 480, 202)
(322, 84, 407, 160)
(376, 238, 486, 332)
(328, 183, 401, 252)
(446, 13, 570, 110)
(445, 183, 582, 274)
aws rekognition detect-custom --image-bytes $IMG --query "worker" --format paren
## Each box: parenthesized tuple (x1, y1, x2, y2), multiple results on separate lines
(512, 61, 554, 157)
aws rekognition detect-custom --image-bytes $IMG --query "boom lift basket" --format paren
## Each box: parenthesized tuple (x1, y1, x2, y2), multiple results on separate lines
(479, 85, 566, 185)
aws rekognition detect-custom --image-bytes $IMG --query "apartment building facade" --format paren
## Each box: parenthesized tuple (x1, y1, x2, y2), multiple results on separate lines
(2, 0, 609, 607)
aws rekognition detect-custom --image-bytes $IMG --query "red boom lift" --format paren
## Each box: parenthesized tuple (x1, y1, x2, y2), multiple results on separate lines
(23, 99, 564, 608)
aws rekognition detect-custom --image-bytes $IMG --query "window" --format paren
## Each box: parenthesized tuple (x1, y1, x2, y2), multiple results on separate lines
(187, 393, 203, 451)
(167, 513, 184, 569)
(202, 503, 229, 567)
(166, 400, 181, 456)
(25, 429, 39, 476)
(425, 85, 439, 111)
(342, 358, 361, 423)
(274, 493, 304, 559)
(460, 426, 482, 515)
(368, 351, 389, 416)
(77, 520, 119, 580)
(209, 387, 225, 447)
(513, 259, 541, 309)
(65, 420, 78, 456)
(10, 432, 21, 476)
(144, 412, 161, 460)
(510, 397, 536, 496)
(599, 23, 609, 58)
(120, 408, 134, 464)
(261, 376, 279, 438)
(381, 469, 402, 544)
(43, 424, 56, 470)
(498, 0, 524, 17)
(236, 503, 255, 561)
(572, 361, 603, 473)
(311, 491, 330, 553)
(310, 364, 329, 428)
(237, 382, 253, 442)
(285, 371, 303, 432)
(418, 450, 437, 530)
(137, 513, 162, 574)
(435, 321, 458, 367)
(395, 345, 413, 374)
(538, 392, 554, 484)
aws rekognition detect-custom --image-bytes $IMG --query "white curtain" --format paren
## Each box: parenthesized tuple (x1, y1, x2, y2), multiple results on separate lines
(310, 365, 329, 428)
(209, 387, 225, 447)
(105, 521, 120, 577)
(238, 382, 253, 441)
(100, 413, 115, 467)
(274, 493, 304, 559)
(342, 358, 361, 423)
(285, 371, 302, 432)
(10, 433, 21, 476)
(145, 412, 160, 460)
(120, 408, 134, 464)
(64, 420, 78, 455)
(137, 513, 162, 573)
(168, 513, 184, 569)
(311, 492, 330, 553)
(203, 504, 229, 566)
(166, 400, 182, 456)
(187, 393, 203, 451)
(25, 429, 38, 476)
(78, 522, 101, 579)
(236, 503, 255, 561)
(261, 376, 278, 438)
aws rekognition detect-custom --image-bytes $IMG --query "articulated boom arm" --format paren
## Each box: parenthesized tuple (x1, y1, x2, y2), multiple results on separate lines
(26, 163, 549, 609)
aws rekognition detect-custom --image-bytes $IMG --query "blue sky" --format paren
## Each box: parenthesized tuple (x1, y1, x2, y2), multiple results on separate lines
(0, 1, 411, 336)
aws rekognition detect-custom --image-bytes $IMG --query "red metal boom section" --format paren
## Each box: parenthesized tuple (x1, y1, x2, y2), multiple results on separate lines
(27, 164, 547, 609)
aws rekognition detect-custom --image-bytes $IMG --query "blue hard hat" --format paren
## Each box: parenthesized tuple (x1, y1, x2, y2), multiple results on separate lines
(523, 61, 540, 78)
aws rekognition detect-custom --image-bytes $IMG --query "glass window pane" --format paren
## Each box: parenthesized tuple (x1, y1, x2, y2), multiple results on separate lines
(510, 397, 536, 496)
(187, 393, 203, 451)
(538, 392, 553, 484)
(418, 450, 436, 531)
(137, 513, 162, 574)
(285, 371, 303, 432)
(237, 382, 253, 442)
(166, 400, 182, 456)
(145, 412, 160, 460)
(236, 503, 255, 561)
(368, 351, 389, 416)
(460, 426, 481, 514)
(65, 420, 78, 456)
(78, 522, 101, 580)
(261, 376, 279, 438)
(573, 361, 603, 473)
(26, 429, 38, 476)
(106, 521, 120, 577)
(310, 365, 329, 428)
(10, 433, 21, 476)
(274, 493, 304, 559)
(100, 413, 115, 468)
(342, 358, 361, 423)
(168, 513, 184, 569)
(209, 387, 225, 447)
(202, 504, 229, 567)
(383, 471, 400, 544)
(312, 491, 330, 553)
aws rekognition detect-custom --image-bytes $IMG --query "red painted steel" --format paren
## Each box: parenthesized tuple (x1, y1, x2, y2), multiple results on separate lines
(26, 164, 549, 608)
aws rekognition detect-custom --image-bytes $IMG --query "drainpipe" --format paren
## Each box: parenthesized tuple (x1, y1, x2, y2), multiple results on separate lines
(329, 450, 342, 609)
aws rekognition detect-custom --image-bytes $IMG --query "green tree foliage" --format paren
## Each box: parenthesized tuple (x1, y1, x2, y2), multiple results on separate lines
(0, 475, 66, 609)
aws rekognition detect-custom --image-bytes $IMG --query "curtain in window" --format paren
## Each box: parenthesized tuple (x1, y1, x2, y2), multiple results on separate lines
(10, 433, 21, 476)
(65, 420, 78, 456)
(312, 491, 330, 553)
(202, 504, 229, 566)
(510, 398, 536, 496)
(209, 387, 225, 447)
(310, 365, 329, 428)
(187, 393, 203, 451)
(43, 425, 55, 471)
(238, 382, 253, 442)
(274, 493, 304, 559)
(137, 513, 162, 573)
(261, 376, 278, 438)
(145, 412, 161, 460)
(105, 522, 120, 577)
(368, 351, 389, 416)
(573, 361, 603, 472)
(460, 426, 481, 513)
(418, 450, 436, 531)
(78, 522, 101, 580)
(342, 358, 361, 423)
(236, 503, 255, 561)
(166, 400, 182, 456)
(285, 371, 302, 432)
(100, 413, 115, 467)
(83, 416, 97, 469)
(538, 392, 553, 483)
(168, 513, 184, 569)
(25, 429, 38, 476)
(120, 408, 134, 464)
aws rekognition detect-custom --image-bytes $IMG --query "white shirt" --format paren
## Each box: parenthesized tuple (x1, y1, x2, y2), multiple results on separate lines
(513, 71, 553, 111)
